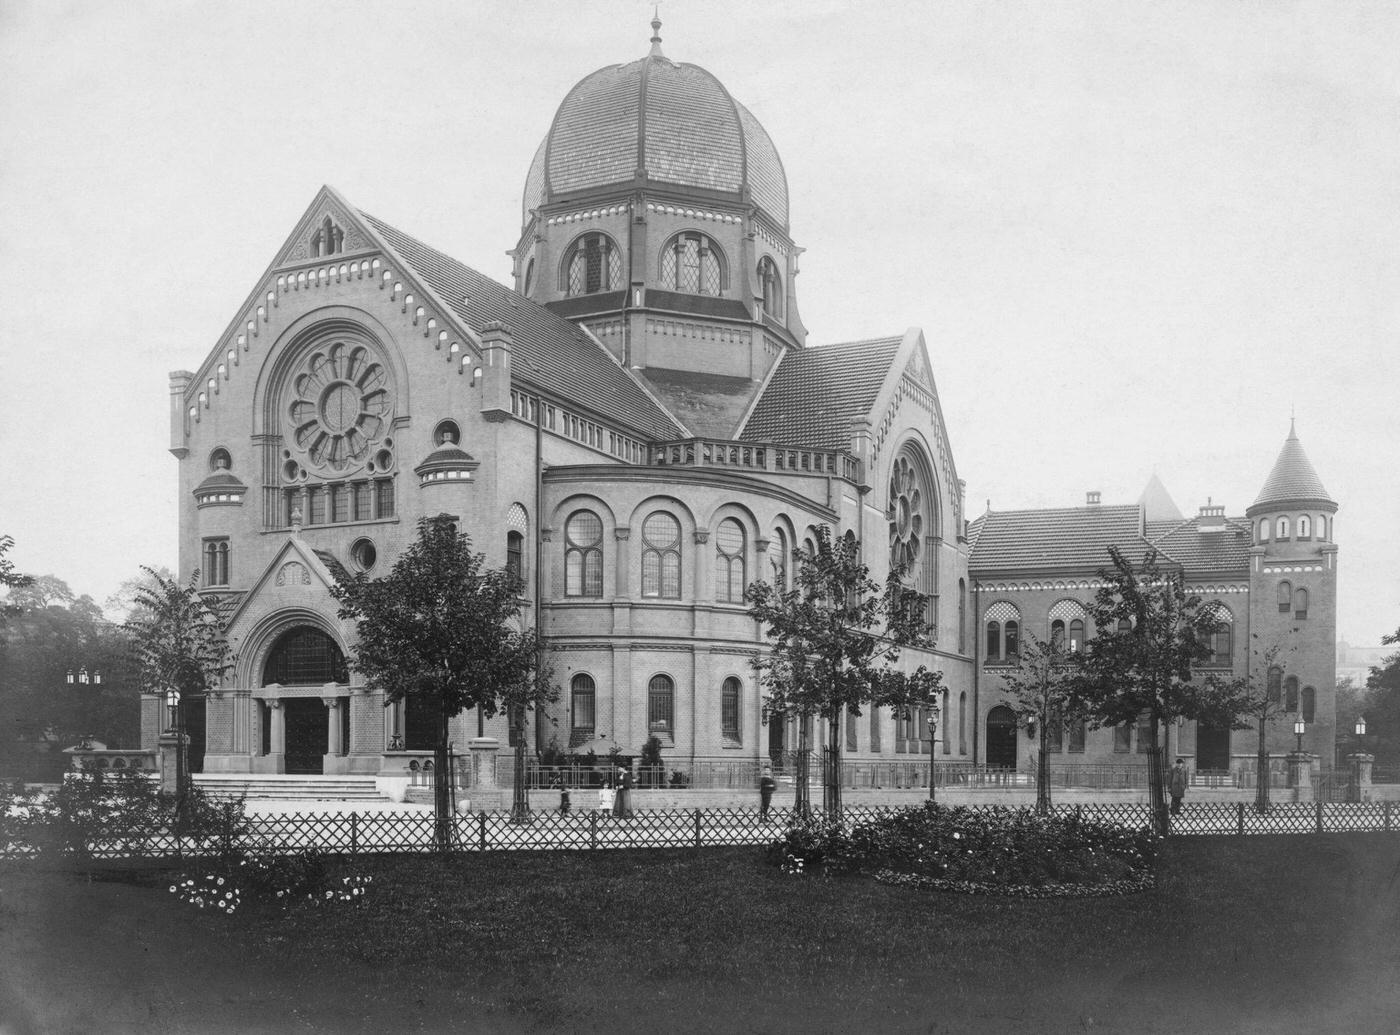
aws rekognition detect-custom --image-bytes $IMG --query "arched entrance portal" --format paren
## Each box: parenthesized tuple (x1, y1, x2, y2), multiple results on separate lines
(986, 705, 1018, 770)
(262, 626, 349, 775)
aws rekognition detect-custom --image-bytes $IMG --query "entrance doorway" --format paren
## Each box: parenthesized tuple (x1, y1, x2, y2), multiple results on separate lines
(1197, 724, 1232, 771)
(986, 705, 1018, 769)
(283, 698, 325, 774)
(768, 713, 785, 766)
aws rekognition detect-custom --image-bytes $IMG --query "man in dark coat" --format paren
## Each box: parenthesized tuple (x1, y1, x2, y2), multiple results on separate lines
(1169, 758, 1189, 816)
(759, 765, 777, 821)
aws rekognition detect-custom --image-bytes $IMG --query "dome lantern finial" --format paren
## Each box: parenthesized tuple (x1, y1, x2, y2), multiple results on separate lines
(649, 7, 664, 56)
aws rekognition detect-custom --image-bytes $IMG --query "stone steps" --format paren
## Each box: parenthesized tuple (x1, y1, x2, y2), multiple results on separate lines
(192, 774, 388, 801)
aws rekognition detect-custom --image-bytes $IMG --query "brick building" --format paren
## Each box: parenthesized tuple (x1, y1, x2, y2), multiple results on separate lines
(149, 21, 1335, 779)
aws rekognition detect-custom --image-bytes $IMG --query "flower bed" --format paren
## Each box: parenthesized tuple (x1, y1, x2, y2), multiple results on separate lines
(769, 803, 1158, 894)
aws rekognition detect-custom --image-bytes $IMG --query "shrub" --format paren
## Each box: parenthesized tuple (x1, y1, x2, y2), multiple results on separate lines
(770, 804, 1157, 891)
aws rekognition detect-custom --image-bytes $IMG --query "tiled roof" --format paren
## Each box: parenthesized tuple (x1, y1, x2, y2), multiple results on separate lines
(1146, 515, 1253, 573)
(740, 337, 902, 449)
(1251, 424, 1334, 511)
(968, 505, 1156, 574)
(522, 53, 788, 227)
(362, 214, 682, 442)
(637, 367, 760, 439)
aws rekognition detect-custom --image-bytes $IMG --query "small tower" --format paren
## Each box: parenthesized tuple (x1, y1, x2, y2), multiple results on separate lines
(1245, 422, 1338, 764)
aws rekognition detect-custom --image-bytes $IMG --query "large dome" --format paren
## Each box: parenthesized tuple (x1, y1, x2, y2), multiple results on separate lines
(522, 37, 789, 229)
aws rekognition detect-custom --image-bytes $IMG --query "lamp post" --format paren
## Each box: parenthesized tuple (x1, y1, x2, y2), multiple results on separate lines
(1348, 716, 1367, 804)
(1293, 716, 1305, 755)
(926, 711, 938, 803)
(66, 667, 101, 750)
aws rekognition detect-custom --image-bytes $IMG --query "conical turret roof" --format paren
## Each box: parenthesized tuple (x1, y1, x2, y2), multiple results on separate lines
(1248, 422, 1334, 513)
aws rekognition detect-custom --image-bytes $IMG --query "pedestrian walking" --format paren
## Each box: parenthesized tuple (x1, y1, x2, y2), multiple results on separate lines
(759, 765, 777, 822)
(1169, 757, 1188, 816)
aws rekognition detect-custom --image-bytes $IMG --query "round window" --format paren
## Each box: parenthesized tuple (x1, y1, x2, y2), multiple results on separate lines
(434, 420, 460, 446)
(351, 538, 377, 571)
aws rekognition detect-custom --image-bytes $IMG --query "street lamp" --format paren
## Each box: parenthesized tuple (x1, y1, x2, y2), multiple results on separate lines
(926, 711, 938, 803)
(1349, 716, 1367, 804)
(166, 688, 181, 734)
(1293, 716, 1305, 755)
(66, 667, 101, 750)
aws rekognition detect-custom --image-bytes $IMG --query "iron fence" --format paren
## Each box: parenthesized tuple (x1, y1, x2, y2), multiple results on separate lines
(3, 800, 1396, 862)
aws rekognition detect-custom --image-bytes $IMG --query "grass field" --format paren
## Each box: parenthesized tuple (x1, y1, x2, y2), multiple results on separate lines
(2, 835, 1398, 1034)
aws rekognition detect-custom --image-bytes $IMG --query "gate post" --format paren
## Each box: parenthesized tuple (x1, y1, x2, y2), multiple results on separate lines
(1315, 801, 1325, 834)
(478, 811, 488, 852)
(1385, 801, 1393, 833)
(694, 808, 702, 848)
(1236, 802, 1245, 835)
(350, 812, 359, 853)
(589, 810, 598, 850)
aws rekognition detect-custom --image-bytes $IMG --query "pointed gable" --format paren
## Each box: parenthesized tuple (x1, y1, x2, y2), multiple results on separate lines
(739, 336, 902, 448)
(1249, 423, 1334, 513)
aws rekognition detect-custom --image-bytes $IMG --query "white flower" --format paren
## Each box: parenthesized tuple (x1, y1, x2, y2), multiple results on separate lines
(216, 877, 225, 886)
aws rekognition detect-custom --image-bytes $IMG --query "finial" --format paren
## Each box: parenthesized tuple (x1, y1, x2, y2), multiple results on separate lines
(649, 6, 664, 56)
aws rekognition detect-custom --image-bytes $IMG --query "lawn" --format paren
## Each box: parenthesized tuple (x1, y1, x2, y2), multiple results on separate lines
(2, 835, 1398, 1034)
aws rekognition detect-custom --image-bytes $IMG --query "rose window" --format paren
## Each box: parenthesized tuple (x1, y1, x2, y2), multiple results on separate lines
(286, 342, 393, 473)
(887, 456, 923, 572)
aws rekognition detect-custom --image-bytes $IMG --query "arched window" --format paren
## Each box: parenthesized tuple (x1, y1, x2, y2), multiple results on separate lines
(203, 538, 230, 587)
(642, 512, 682, 599)
(941, 689, 951, 754)
(564, 510, 603, 597)
(1302, 685, 1316, 723)
(770, 527, 788, 589)
(1069, 619, 1085, 653)
(984, 602, 1021, 663)
(1117, 617, 1133, 634)
(505, 503, 528, 584)
(1297, 515, 1311, 539)
(209, 447, 232, 472)
(1277, 516, 1290, 540)
(659, 231, 726, 295)
(434, 420, 460, 446)
(1259, 518, 1270, 543)
(648, 674, 675, 738)
(561, 232, 623, 296)
(1284, 675, 1299, 713)
(522, 257, 535, 296)
(715, 518, 746, 603)
(262, 627, 347, 686)
(721, 677, 741, 742)
(570, 674, 596, 735)
(311, 216, 343, 258)
(757, 256, 783, 320)
(957, 579, 967, 654)
(1294, 587, 1309, 620)
(1051, 620, 1066, 652)
(1277, 580, 1292, 614)
(1209, 615, 1233, 666)
(958, 691, 967, 754)
(1267, 666, 1283, 706)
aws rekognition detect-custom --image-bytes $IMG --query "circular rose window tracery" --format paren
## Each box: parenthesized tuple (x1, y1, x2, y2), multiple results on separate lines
(285, 341, 393, 474)
(888, 455, 924, 572)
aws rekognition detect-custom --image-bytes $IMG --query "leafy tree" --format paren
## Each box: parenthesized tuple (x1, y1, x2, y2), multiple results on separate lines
(746, 525, 944, 818)
(126, 568, 235, 801)
(6, 574, 76, 610)
(333, 516, 555, 846)
(1074, 547, 1247, 834)
(1359, 629, 1400, 766)
(995, 631, 1080, 814)
(0, 534, 34, 634)
(103, 566, 176, 622)
(1229, 634, 1299, 814)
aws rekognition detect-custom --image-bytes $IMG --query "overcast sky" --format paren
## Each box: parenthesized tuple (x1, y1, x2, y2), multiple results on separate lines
(1, 0, 1396, 644)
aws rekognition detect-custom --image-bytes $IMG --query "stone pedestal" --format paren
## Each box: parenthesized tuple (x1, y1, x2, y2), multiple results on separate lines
(469, 737, 501, 789)
(1347, 752, 1375, 802)
(1287, 751, 1314, 802)
(157, 732, 188, 794)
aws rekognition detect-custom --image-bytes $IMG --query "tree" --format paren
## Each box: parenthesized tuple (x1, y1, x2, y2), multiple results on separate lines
(103, 566, 176, 622)
(126, 568, 235, 802)
(1074, 547, 1247, 834)
(333, 516, 555, 847)
(996, 631, 1080, 814)
(1235, 634, 1299, 814)
(746, 525, 944, 818)
(0, 534, 34, 625)
(6, 574, 76, 611)
(1359, 629, 1400, 766)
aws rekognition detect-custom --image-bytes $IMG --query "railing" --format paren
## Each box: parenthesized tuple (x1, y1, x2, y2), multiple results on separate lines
(647, 438, 862, 483)
(4, 801, 1397, 860)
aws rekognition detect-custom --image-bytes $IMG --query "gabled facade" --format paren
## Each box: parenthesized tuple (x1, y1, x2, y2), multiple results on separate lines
(153, 25, 976, 778)
(968, 427, 1338, 773)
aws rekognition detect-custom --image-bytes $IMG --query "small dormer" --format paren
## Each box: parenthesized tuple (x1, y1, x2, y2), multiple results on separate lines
(1197, 502, 1227, 533)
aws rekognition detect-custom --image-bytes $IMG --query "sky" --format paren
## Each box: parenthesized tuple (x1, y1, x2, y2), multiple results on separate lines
(0, 0, 1396, 643)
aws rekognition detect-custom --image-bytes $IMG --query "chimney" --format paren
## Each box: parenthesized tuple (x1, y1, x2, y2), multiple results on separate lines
(1086, 491, 1101, 506)
(1198, 498, 1227, 532)
(479, 322, 514, 421)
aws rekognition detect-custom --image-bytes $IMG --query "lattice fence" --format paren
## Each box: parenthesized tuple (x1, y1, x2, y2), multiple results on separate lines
(3, 801, 1394, 861)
